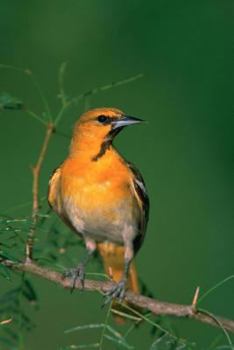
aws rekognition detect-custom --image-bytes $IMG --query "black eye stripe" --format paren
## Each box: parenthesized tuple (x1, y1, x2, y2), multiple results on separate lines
(97, 115, 111, 124)
(96, 115, 122, 125)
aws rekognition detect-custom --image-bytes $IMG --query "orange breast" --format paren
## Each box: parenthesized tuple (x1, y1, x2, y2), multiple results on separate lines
(60, 149, 132, 218)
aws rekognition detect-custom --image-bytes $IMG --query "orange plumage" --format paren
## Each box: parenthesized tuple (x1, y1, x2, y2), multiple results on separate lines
(48, 107, 149, 321)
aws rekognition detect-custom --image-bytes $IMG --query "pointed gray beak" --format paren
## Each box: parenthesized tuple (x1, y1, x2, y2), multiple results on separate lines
(112, 115, 144, 130)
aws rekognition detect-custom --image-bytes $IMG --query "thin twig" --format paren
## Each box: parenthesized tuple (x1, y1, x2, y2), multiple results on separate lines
(25, 123, 54, 261)
(54, 73, 144, 126)
(1, 259, 234, 334)
(192, 286, 200, 311)
(58, 62, 68, 108)
(72, 73, 144, 105)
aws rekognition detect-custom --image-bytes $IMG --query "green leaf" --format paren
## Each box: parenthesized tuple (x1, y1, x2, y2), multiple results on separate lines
(0, 335, 16, 348)
(22, 279, 38, 303)
(0, 264, 11, 280)
(149, 334, 195, 350)
(0, 93, 23, 110)
(104, 334, 134, 349)
(0, 250, 17, 261)
(65, 323, 103, 334)
(60, 345, 100, 349)
(0, 287, 21, 305)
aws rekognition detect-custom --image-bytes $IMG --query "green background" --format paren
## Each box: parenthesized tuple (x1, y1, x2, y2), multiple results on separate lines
(1, 0, 234, 349)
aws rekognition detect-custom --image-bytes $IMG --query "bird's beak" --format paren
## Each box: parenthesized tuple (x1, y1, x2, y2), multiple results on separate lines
(112, 115, 144, 130)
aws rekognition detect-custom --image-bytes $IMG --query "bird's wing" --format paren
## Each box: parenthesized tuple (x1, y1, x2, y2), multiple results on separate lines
(48, 166, 80, 233)
(127, 161, 149, 251)
(48, 166, 62, 214)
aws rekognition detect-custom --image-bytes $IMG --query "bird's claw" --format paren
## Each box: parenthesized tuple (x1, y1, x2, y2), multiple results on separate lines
(63, 263, 85, 292)
(103, 279, 127, 307)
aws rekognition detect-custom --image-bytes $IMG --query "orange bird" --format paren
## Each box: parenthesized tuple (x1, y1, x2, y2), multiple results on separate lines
(48, 107, 149, 307)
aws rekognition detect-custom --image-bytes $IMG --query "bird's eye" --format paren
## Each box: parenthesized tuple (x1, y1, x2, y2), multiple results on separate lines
(97, 115, 109, 124)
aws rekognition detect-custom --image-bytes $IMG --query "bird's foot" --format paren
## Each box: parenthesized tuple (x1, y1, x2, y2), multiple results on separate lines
(103, 279, 127, 306)
(63, 263, 85, 292)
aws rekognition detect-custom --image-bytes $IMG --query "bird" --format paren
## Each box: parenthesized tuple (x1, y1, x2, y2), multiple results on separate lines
(48, 107, 149, 311)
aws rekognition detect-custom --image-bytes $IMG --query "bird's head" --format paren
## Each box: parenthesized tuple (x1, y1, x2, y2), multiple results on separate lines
(70, 107, 143, 159)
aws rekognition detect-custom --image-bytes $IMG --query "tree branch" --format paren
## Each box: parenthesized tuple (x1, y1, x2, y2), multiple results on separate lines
(1, 259, 234, 334)
(25, 123, 54, 262)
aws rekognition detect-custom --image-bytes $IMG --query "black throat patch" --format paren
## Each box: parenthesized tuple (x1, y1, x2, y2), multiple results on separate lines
(92, 126, 123, 161)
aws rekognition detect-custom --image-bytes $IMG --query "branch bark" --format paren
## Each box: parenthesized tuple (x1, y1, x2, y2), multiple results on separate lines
(1, 259, 234, 334)
(25, 123, 54, 261)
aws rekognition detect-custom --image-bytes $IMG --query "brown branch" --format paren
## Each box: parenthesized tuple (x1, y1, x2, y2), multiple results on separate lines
(1, 259, 234, 334)
(25, 123, 54, 262)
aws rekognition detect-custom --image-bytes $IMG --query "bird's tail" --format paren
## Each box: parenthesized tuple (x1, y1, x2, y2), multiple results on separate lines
(97, 242, 140, 323)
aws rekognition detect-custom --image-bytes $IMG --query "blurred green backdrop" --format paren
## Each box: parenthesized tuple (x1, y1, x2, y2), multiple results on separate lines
(1, 0, 234, 349)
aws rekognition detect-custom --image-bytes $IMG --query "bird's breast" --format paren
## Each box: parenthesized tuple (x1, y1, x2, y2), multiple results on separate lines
(59, 155, 137, 243)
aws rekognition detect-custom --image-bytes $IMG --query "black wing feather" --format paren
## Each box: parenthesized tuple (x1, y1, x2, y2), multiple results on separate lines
(127, 161, 150, 253)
